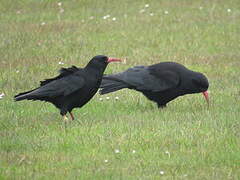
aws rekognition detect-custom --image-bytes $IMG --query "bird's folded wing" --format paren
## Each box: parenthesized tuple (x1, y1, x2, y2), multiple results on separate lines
(140, 70, 180, 92)
(107, 66, 180, 92)
(40, 66, 79, 86)
(33, 74, 85, 97)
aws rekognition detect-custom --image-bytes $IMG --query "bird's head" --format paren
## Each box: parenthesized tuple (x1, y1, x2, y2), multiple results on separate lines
(92, 55, 121, 64)
(190, 72, 209, 105)
(86, 55, 121, 72)
(88, 55, 121, 67)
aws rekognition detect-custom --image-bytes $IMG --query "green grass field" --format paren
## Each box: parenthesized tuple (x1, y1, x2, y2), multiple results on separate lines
(1, 0, 240, 179)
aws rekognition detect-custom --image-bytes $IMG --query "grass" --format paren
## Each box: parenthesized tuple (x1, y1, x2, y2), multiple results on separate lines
(1, 0, 240, 179)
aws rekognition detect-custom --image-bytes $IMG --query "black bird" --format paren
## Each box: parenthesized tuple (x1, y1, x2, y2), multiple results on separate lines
(14, 55, 121, 121)
(100, 62, 209, 108)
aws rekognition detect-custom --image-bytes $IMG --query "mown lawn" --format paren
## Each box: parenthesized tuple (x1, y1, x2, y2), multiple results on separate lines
(0, 0, 240, 179)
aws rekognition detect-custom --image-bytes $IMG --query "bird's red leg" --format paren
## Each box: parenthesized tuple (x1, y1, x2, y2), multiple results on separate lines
(69, 112, 75, 121)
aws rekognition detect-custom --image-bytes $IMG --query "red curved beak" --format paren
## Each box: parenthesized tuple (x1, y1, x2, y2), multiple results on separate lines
(202, 91, 209, 106)
(107, 57, 122, 63)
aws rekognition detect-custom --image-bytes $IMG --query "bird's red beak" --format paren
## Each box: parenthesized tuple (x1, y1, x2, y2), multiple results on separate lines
(107, 57, 122, 63)
(202, 91, 209, 106)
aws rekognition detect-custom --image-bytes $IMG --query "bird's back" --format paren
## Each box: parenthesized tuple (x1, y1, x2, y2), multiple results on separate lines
(100, 62, 192, 106)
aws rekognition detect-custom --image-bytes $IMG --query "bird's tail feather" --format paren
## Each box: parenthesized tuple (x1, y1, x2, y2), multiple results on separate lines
(99, 78, 127, 95)
(14, 89, 39, 101)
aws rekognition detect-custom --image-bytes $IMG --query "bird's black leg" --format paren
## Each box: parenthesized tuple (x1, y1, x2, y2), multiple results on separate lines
(69, 112, 75, 121)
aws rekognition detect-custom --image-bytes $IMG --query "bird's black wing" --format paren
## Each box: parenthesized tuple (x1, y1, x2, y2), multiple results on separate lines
(40, 66, 79, 86)
(25, 67, 86, 99)
(15, 66, 86, 101)
(35, 74, 85, 98)
(103, 66, 180, 92)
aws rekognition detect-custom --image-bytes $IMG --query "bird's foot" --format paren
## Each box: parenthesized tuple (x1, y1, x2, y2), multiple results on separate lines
(63, 115, 69, 121)
(63, 115, 70, 126)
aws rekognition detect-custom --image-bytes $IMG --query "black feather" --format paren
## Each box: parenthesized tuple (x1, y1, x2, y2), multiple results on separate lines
(40, 66, 79, 86)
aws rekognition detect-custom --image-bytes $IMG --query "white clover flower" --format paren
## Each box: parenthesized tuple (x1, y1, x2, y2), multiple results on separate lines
(103, 15, 110, 19)
(132, 150, 136, 153)
(99, 97, 103, 101)
(58, 61, 64, 65)
(106, 97, 110, 100)
(165, 150, 170, 158)
(227, 9, 231, 12)
(145, 4, 149, 8)
(104, 159, 108, 163)
(164, 10, 169, 14)
(41, 22, 46, 26)
(150, 13, 154, 16)
(199, 6, 203, 10)
(114, 149, 120, 153)
(112, 17, 116, 21)
(139, 9, 145, 13)
(0, 93, 5, 99)
(160, 171, 164, 175)
(59, 8, 64, 13)
(115, 96, 119, 100)
(16, 70, 20, 73)
(89, 16, 94, 20)
(57, 2, 62, 6)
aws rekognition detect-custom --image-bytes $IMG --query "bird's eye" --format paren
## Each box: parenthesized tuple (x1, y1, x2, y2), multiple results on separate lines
(101, 57, 107, 62)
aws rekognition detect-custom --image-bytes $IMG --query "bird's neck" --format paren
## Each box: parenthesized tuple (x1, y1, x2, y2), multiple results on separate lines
(85, 64, 106, 76)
